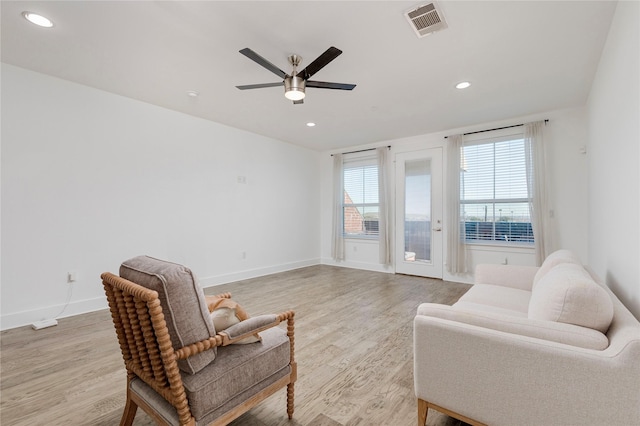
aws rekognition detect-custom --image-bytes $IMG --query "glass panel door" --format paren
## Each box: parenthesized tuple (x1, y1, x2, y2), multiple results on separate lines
(395, 149, 443, 278)
(404, 159, 432, 263)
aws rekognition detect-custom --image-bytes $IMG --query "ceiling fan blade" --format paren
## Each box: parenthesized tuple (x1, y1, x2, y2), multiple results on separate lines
(236, 82, 284, 90)
(293, 99, 304, 105)
(306, 80, 356, 90)
(239, 48, 288, 79)
(298, 47, 342, 80)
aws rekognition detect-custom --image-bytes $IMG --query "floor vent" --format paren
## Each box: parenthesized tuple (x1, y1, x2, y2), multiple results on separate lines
(405, 2, 448, 38)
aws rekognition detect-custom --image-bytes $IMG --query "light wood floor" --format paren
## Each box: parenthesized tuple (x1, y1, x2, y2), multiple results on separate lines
(1, 265, 472, 426)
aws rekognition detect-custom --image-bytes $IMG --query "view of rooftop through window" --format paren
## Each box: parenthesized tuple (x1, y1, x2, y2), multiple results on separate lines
(461, 137, 534, 243)
(343, 163, 379, 236)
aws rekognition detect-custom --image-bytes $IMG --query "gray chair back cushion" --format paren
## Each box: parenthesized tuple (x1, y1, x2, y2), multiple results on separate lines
(120, 256, 216, 374)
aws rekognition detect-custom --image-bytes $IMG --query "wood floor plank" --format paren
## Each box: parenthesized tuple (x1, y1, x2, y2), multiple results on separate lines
(0, 265, 471, 426)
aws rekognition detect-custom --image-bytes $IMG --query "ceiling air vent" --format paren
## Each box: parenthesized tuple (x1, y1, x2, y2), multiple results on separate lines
(405, 2, 448, 38)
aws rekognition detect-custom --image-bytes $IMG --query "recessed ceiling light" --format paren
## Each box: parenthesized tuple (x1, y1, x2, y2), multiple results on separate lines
(186, 91, 199, 97)
(455, 81, 471, 89)
(306, 122, 316, 127)
(22, 12, 54, 28)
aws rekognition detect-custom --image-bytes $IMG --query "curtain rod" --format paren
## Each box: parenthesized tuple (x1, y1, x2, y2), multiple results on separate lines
(444, 119, 548, 139)
(331, 145, 391, 156)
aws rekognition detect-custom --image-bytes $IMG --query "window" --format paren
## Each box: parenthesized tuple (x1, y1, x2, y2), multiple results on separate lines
(342, 156, 379, 238)
(461, 133, 534, 244)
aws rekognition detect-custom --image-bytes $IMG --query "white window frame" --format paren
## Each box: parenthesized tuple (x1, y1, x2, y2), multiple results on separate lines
(461, 128, 534, 247)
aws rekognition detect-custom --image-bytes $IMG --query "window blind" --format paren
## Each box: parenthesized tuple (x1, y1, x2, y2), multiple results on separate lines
(461, 135, 533, 243)
(343, 156, 379, 237)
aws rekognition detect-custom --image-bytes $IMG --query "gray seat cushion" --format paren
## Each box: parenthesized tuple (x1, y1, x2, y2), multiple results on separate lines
(182, 326, 291, 419)
(120, 255, 216, 374)
(129, 327, 291, 424)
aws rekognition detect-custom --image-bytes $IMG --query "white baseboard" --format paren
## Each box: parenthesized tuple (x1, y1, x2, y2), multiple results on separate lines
(199, 258, 321, 288)
(1, 296, 108, 331)
(0, 258, 320, 331)
(320, 257, 394, 274)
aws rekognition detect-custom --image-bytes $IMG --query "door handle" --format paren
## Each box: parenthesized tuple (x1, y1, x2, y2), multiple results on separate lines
(433, 227, 442, 232)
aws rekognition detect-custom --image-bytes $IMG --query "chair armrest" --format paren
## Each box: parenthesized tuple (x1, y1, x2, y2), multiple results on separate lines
(413, 315, 640, 426)
(175, 310, 295, 358)
(417, 303, 608, 350)
(219, 314, 277, 345)
(474, 264, 538, 290)
(220, 311, 295, 345)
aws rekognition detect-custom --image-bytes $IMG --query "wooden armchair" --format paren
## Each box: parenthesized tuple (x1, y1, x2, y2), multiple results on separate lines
(102, 256, 296, 426)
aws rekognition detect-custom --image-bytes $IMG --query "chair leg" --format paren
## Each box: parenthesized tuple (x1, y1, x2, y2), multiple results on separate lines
(286, 382, 295, 419)
(120, 394, 138, 426)
(418, 398, 428, 426)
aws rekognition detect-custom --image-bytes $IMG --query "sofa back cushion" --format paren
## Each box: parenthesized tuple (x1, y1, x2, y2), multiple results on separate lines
(120, 256, 217, 374)
(529, 263, 614, 333)
(533, 249, 581, 289)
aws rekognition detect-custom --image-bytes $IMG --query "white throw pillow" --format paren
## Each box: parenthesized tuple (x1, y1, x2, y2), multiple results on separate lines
(532, 249, 581, 289)
(210, 307, 260, 344)
(210, 307, 240, 330)
(529, 263, 614, 333)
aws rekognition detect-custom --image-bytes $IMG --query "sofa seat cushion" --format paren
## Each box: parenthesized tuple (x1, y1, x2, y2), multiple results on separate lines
(180, 327, 291, 420)
(456, 284, 532, 316)
(417, 303, 609, 350)
(120, 256, 216, 375)
(529, 263, 614, 333)
(453, 301, 528, 318)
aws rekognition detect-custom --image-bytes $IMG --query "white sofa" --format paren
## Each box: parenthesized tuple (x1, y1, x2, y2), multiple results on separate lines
(414, 250, 640, 426)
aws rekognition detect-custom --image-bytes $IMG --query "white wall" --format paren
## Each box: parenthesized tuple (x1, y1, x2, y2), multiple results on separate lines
(320, 107, 590, 283)
(587, 1, 640, 319)
(1, 64, 321, 330)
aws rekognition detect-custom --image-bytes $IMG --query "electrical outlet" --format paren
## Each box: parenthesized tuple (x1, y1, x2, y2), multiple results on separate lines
(67, 271, 78, 283)
(32, 319, 58, 330)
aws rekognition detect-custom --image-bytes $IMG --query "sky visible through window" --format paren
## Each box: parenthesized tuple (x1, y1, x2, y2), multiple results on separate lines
(405, 159, 431, 221)
(461, 138, 531, 223)
(344, 162, 432, 221)
(342, 139, 531, 241)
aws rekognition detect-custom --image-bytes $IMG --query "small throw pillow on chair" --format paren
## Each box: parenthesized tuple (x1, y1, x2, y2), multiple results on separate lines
(208, 297, 261, 344)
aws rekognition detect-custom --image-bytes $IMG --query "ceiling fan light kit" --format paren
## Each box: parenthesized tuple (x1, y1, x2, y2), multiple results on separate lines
(236, 46, 355, 104)
(284, 76, 306, 101)
(284, 54, 305, 101)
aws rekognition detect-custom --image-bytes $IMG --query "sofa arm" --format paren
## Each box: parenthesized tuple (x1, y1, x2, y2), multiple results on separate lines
(413, 315, 640, 426)
(417, 303, 608, 350)
(474, 264, 538, 290)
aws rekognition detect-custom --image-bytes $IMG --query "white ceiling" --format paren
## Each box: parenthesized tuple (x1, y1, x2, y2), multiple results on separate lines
(1, 1, 617, 151)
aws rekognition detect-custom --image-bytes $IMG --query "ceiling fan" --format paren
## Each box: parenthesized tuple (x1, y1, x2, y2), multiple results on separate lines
(236, 46, 356, 104)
